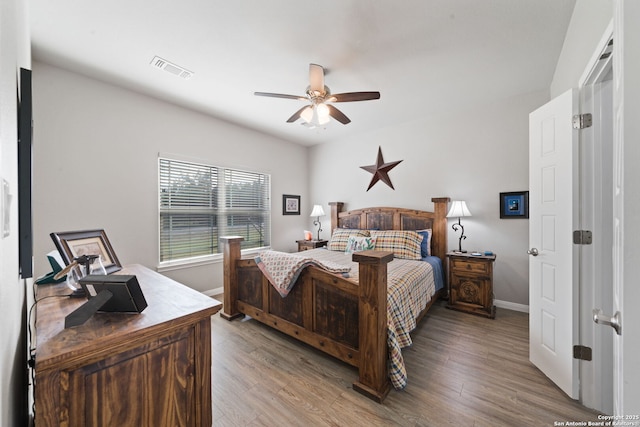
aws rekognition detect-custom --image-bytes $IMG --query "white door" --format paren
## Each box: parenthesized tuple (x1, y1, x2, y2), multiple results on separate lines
(529, 89, 579, 399)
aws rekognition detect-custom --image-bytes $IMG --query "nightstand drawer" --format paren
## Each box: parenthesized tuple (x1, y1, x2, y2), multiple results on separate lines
(296, 240, 328, 251)
(450, 258, 490, 275)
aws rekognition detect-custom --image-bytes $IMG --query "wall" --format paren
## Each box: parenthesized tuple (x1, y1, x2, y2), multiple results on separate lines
(0, 0, 30, 425)
(550, 0, 613, 97)
(32, 62, 309, 292)
(310, 90, 548, 307)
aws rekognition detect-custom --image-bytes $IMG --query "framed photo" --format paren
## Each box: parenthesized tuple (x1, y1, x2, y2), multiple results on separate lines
(500, 191, 529, 219)
(282, 194, 300, 215)
(50, 229, 122, 273)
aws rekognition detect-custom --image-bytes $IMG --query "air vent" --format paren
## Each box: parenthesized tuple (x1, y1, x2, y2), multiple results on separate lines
(150, 56, 193, 80)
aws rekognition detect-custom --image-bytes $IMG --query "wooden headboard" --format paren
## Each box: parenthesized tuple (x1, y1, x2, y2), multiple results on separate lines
(328, 197, 450, 264)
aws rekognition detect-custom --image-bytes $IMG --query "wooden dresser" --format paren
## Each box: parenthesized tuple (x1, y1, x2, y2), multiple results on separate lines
(34, 264, 222, 427)
(446, 252, 496, 319)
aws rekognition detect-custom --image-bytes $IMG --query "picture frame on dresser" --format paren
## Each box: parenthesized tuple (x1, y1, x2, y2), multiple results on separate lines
(282, 194, 301, 215)
(499, 191, 529, 219)
(50, 229, 122, 274)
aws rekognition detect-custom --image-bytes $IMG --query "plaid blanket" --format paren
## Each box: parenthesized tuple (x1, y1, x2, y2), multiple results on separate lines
(255, 250, 351, 297)
(279, 248, 436, 390)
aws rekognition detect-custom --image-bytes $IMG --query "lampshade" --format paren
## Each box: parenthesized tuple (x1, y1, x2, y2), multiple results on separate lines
(316, 103, 330, 124)
(301, 104, 330, 126)
(310, 204, 325, 217)
(446, 201, 472, 218)
(300, 106, 313, 123)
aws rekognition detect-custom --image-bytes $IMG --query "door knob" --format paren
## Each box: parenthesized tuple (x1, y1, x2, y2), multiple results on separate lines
(527, 248, 539, 256)
(593, 308, 622, 335)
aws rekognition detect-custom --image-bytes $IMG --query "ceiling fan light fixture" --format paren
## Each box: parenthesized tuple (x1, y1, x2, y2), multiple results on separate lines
(254, 63, 380, 126)
(316, 103, 330, 125)
(300, 106, 314, 123)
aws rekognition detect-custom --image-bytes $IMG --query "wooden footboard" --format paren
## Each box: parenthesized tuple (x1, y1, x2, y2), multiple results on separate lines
(220, 236, 394, 401)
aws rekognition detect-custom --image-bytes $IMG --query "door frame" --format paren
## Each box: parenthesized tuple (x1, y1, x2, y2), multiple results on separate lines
(577, 21, 614, 414)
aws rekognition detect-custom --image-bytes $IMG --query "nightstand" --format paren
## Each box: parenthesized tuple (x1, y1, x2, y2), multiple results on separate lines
(296, 239, 328, 251)
(446, 252, 496, 319)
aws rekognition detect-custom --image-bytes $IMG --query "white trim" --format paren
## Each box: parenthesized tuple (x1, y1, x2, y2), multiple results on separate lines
(157, 254, 222, 273)
(158, 151, 272, 176)
(495, 299, 529, 313)
(579, 20, 614, 88)
(157, 246, 268, 273)
(203, 287, 223, 298)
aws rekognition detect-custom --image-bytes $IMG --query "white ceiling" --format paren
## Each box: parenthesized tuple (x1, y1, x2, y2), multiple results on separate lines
(30, 0, 577, 146)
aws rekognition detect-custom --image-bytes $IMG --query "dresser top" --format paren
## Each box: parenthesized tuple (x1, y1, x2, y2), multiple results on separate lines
(35, 264, 221, 370)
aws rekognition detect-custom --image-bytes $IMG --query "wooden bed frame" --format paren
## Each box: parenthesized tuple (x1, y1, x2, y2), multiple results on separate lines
(220, 197, 449, 402)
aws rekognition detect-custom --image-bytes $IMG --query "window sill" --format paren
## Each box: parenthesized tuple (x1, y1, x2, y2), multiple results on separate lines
(156, 247, 270, 273)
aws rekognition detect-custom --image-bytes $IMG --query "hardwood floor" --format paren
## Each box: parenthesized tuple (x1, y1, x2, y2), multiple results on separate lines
(210, 299, 601, 426)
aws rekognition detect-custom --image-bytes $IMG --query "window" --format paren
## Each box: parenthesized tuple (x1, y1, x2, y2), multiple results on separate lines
(159, 157, 270, 264)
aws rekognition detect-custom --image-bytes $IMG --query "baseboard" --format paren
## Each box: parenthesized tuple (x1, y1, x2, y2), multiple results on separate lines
(204, 287, 223, 298)
(495, 299, 529, 313)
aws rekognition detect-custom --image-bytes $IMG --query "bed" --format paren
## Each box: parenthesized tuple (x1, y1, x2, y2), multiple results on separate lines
(220, 197, 449, 402)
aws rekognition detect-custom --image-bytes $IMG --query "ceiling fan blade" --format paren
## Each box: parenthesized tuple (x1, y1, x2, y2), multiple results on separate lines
(286, 105, 311, 123)
(327, 105, 351, 125)
(254, 92, 307, 101)
(309, 64, 325, 93)
(327, 91, 381, 102)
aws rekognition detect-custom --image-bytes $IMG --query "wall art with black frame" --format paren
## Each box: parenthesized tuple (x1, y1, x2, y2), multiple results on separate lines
(499, 191, 529, 219)
(282, 194, 300, 215)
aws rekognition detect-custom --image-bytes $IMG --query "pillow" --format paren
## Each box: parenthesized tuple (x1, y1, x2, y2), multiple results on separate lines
(370, 230, 423, 260)
(328, 229, 370, 252)
(345, 236, 377, 254)
(417, 229, 432, 257)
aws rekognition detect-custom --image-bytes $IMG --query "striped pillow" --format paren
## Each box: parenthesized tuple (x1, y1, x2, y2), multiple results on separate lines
(370, 230, 423, 260)
(328, 229, 370, 252)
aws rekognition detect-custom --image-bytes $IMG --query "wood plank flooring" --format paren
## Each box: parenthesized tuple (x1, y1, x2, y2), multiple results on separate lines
(210, 299, 601, 426)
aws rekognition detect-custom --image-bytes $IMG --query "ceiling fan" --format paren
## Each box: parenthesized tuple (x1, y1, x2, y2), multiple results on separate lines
(254, 63, 380, 126)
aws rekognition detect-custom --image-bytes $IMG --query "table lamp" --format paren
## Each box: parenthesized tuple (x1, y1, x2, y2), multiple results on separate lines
(446, 201, 472, 253)
(310, 204, 325, 241)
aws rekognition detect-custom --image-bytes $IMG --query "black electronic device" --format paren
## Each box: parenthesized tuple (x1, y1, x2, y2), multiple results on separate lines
(64, 274, 147, 328)
(79, 274, 147, 313)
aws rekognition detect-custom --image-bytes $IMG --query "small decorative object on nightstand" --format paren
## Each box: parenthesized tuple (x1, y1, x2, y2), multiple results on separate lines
(446, 251, 496, 318)
(296, 239, 328, 252)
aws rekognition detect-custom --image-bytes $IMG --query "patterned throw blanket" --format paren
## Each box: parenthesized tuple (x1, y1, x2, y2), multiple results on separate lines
(255, 250, 351, 297)
(257, 248, 435, 390)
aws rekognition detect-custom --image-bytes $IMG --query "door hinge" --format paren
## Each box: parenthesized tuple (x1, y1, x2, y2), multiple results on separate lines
(573, 345, 593, 361)
(573, 230, 593, 245)
(573, 113, 593, 129)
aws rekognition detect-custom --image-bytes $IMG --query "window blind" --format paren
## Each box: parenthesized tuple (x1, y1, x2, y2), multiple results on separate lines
(159, 158, 270, 263)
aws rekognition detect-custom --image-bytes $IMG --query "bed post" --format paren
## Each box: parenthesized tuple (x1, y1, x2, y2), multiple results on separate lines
(431, 197, 450, 294)
(220, 236, 244, 320)
(351, 250, 394, 403)
(430, 197, 450, 262)
(329, 201, 344, 234)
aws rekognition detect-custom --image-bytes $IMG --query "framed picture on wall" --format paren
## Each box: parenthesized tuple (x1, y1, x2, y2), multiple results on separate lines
(282, 194, 300, 215)
(50, 229, 122, 273)
(499, 191, 529, 219)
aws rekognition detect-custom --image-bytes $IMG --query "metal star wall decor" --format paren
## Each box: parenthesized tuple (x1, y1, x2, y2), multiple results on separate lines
(360, 146, 403, 191)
